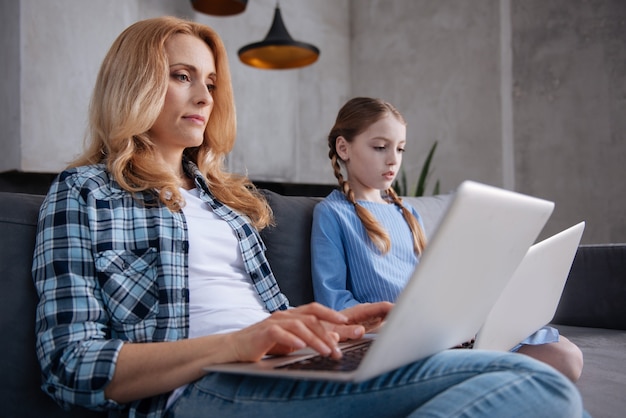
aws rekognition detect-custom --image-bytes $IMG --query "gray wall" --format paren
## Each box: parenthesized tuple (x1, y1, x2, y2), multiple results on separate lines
(1, 0, 624, 244)
(512, 0, 626, 244)
(0, 0, 21, 171)
(350, 0, 625, 244)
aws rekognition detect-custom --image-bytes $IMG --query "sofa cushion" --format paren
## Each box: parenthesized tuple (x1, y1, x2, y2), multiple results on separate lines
(402, 194, 453, 238)
(260, 190, 320, 306)
(555, 325, 626, 418)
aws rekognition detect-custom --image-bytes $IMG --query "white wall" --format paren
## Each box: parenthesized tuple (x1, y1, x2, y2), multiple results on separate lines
(1, 0, 349, 184)
(18, 0, 137, 172)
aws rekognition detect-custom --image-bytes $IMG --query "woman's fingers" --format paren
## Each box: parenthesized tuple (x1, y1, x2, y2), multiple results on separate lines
(231, 303, 349, 362)
(270, 308, 342, 358)
(230, 302, 394, 363)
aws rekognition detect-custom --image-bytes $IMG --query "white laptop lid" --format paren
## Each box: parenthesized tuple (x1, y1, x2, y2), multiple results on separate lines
(204, 180, 555, 382)
(473, 222, 585, 351)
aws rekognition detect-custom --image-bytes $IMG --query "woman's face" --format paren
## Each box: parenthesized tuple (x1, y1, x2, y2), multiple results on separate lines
(336, 114, 406, 202)
(149, 33, 216, 160)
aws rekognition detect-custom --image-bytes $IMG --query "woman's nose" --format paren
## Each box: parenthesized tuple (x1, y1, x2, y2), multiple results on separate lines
(195, 83, 213, 106)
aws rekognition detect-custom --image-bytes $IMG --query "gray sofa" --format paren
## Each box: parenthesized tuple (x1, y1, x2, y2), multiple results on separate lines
(1, 189, 625, 417)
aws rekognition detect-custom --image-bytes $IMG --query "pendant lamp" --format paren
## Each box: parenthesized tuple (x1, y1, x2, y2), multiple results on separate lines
(191, 0, 248, 16)
(238, 5, 320, 70)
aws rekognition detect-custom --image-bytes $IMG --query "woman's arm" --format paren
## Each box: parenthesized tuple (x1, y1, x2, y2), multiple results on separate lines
(33, 173, 124, 410)
(105, 302, 369, 403)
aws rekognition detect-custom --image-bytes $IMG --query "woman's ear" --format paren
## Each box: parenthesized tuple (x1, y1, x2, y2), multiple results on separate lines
(336, 136, 350, 161)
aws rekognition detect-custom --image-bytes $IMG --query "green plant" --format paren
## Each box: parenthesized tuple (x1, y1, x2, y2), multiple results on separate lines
(393, 140, 440, 197)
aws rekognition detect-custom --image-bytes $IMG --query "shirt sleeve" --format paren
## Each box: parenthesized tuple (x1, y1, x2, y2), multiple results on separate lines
(32, 172, 123, 411)
(311, 202, 360, 311)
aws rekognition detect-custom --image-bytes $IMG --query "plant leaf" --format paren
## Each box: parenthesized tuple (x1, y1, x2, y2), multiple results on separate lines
(414, 141, 438, 196)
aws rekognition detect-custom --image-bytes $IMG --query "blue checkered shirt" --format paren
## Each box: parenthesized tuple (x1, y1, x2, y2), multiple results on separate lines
(32, 161, 289, 417)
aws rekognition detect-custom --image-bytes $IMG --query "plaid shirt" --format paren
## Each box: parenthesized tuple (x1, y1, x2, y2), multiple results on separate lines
(32, 161, 289, 418)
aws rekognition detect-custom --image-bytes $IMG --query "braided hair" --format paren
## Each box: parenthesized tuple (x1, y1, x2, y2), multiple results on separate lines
(328, 97, 427, 255)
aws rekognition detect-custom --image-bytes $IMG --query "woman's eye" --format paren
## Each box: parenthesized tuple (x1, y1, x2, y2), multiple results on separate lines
(207, 84, 216, 94)
(398, 148, 406, 153)
(373, 146, 386, 151)
(173, 73, 190, 82)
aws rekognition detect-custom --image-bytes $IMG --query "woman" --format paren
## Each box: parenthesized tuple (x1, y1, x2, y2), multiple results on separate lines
(32, 17, 585, 418)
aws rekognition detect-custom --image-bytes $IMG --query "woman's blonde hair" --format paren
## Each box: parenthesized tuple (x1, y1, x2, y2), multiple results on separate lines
(328, 97, 426, 254)
(70, 16, 272, 229)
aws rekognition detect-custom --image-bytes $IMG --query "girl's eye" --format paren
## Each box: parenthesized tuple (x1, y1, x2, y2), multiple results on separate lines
(207, 84, 216, 94)
(374, 146, 386, 151)
(398, 148, 406, 153)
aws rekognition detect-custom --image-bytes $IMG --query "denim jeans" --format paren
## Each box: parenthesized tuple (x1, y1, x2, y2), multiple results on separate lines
(166, 349, 585, 418)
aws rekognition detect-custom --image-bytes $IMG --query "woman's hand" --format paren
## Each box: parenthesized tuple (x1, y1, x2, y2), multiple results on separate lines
(226, 301, 394, 363)
(227, 303, 349, 362)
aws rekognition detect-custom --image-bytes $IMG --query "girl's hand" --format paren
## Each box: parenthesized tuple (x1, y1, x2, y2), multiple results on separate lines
(334, 302, 393, 339)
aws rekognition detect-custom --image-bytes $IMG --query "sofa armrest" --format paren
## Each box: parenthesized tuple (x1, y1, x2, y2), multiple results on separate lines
(0, 192, 106, 417)
(553, 244, 626, 330)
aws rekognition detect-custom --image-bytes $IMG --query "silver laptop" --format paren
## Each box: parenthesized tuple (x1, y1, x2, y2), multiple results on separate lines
(473, 221, 585, 351)
(204, 180, 555, 382)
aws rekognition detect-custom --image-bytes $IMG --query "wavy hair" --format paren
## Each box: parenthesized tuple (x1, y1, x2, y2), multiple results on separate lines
(327, 97, 426, 254)
(70, 16, 271, 229)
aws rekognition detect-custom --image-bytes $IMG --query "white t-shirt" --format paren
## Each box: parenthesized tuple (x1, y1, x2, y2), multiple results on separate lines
(169, 188, 271, 409)
(180, 187, 270, 338)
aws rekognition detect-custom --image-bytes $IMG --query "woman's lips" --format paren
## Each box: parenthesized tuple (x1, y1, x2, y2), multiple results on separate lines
(183, 114, 206, 125)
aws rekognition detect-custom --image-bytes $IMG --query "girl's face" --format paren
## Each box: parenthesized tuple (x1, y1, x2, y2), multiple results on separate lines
(336, 114, 406, 202)
(149, 33, 216, 164)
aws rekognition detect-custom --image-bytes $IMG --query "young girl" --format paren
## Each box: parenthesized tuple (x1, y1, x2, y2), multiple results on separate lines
(312, 97, 425, 310)
(312, 97, 584, 382)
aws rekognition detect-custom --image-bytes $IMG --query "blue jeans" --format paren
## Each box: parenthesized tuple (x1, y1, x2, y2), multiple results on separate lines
(166, 349, 585, 418)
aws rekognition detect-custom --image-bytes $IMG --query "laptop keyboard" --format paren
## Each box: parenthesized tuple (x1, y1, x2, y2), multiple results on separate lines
(275, 337, 475, 373)
(452, 338, 475, 349)
(276, 340, 372, 372)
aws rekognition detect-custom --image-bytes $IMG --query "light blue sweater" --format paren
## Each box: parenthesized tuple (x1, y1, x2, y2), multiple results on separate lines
(311, 190, 423, 310)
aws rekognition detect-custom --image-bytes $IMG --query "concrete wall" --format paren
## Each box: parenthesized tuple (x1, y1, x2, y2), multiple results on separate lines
(350, 0, 503, 193)
(1, 0, 624, 244)
(350, 0, 625, 243)
(512, 0, 626, 243)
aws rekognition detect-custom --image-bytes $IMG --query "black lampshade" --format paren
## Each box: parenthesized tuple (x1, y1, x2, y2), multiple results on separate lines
(191, 0, 248, 16)
(238, 6, 320, 70)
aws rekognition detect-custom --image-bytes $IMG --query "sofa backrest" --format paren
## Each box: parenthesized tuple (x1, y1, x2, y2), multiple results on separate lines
(260, 189, 453, 306)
